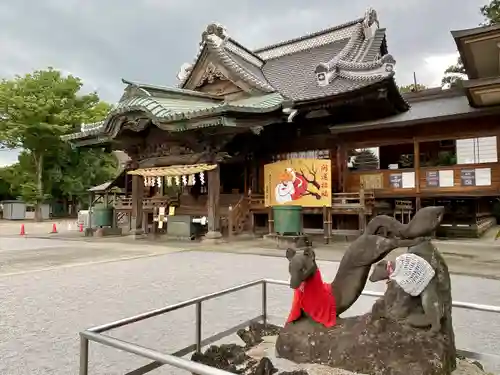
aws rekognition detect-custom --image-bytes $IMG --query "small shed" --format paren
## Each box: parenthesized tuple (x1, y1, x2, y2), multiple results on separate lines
(1, 200, 26, 220)
(24, 204, 51, 220)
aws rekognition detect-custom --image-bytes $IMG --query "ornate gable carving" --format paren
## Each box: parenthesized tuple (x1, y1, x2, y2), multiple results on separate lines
(196, 62, 228, 88)
(198, 79, 242, 97)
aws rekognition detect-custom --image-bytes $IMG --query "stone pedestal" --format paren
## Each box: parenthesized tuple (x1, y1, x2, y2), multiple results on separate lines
(129, 228, 146, 239)
(276, 313, 455, 375)
(94, 227, 123, 237)
(202, 230, 224, 244)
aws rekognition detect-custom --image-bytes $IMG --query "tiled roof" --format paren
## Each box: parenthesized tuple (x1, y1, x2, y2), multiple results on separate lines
(254, 19, 364, 60)
(329, 91, 500, 133)
(63, 92, 284, 141)
(65, 9, 403, 144)
(178, 8, 397, 102)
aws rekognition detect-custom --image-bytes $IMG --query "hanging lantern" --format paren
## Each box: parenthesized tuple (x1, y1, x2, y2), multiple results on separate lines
(188, 174, 195, 186)
(175, 176, 181, 185)
(157, 177, 162, 187)
(199, 172, 205, 185)
(166, 176, 172, 186)
(182, 175, 187, 186)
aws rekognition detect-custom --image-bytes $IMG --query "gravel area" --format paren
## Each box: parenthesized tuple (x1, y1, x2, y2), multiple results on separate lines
(1, 251, 500, 374)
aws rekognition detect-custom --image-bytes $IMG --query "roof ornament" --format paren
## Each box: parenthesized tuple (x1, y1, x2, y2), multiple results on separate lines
(196, 62, 228, 88)
(177, 62, 193, 82)
(315, 64, 331, 87)
(200, 23, 228, 47)
(362, 8, 379, 39)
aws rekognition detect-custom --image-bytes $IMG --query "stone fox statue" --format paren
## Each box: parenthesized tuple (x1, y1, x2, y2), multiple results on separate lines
(285, 206, 445, 321)
(369, 253, 443, 333)
(286, 247, 336, 327)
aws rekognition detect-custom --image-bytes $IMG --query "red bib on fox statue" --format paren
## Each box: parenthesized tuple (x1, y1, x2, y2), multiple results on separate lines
(286, 269, 336, 328)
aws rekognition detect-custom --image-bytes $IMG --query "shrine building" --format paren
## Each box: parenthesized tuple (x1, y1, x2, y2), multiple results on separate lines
(63, 8, 500, 240)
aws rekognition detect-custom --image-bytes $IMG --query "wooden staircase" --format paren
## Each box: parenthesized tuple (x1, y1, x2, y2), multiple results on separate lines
(227, 196, 251, 236)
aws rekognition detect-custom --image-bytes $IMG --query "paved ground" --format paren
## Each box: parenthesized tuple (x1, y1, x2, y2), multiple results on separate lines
(1, 236, 500, 374)
(3, 217, 500, 280)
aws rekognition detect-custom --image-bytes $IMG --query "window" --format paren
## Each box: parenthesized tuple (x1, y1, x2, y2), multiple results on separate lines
(347, 143, 415, 170)
(456, 136, 497, 164)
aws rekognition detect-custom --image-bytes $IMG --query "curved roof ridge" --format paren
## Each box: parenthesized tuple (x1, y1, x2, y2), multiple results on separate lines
(123, 79, 222, 100)
(253, 18, 363, 54)
(337, 53, 396, 72)
(225, 38, 264, 67)
(205, 35, 275, 92)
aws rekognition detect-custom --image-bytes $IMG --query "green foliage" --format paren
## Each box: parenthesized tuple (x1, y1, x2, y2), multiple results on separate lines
(441, 0, 499, 87)
(351, 149, 380, 170)
(480, 0, 500, 24)
(0, 164, 21, 200)
(398, 84, 427, 93)
(0, 68, 118, 217)
(46, 145, 119, 201)
(0, 68, 99, 151)
(441, 56, 467, 88)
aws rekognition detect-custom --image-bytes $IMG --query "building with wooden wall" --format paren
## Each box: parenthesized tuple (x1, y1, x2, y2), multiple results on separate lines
(63, 9, 500, 240)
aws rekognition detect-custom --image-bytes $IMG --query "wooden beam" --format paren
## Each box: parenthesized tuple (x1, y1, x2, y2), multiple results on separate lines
(414, 138, 421, 194)
(206, 165, 221, 236)
(130, 174, 144, 234)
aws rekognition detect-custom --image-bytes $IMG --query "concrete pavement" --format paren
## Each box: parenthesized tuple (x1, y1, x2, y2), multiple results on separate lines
(0, 232, 500, 373)
(2, 216, 500, 279)
(0, 237, 185, 276)
(1, 248, 500, 374)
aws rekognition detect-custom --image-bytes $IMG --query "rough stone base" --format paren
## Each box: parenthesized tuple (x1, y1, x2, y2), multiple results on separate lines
(263, 234, 311, 250)
(191, 322, 483, 375)
(275, 315, 456, 375)
(94, 227, 123, 237)
(128, 228, 146, 240)
(202, 231, 225, 244)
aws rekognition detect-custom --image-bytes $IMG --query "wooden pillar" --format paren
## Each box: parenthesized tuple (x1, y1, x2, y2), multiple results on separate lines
(323, 206, 331, 244)
(268, 207, 274, 234)
(336, 145, 345, 192)
(130, 174, 144, 234)
(358, 188, 366, 233)
(336, 144, 348, 193)
(243, 165, 248, 195)
(205, 165, 222, 239)
(414, 138, 421, 214)
(414, 138, 421, 194)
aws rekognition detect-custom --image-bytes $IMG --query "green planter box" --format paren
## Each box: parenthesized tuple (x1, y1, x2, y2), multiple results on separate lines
(93, 207, 114, 227)
(273, 206, 303, 235)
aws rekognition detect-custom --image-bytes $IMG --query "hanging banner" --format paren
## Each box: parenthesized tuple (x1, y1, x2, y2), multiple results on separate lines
(264, 158, 332, 207)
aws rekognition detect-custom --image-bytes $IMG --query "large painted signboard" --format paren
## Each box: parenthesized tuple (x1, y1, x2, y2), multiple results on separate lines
(264, 158, 332, 207)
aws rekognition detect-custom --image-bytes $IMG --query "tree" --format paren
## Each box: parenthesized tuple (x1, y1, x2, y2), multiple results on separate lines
(0, 68, 105, 220)
(480, 0, 500, 25)
(441, 56, 467, 88)
(399, 84, 427, 93)
(46, 145, 119, 207)
(0, 164, 22, 200)
(350, 149, 380, 170)
(441, 0, 500, 87)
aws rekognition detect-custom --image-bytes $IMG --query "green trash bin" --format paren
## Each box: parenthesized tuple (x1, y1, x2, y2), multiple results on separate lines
(92, 207, 114, 227)
(273, 206, 303, 235)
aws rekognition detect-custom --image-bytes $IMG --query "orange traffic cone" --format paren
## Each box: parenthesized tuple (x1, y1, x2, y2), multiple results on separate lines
(50, 223, 58, 234)
(79, 223, 84, 233)
(20, 224, 25, 236)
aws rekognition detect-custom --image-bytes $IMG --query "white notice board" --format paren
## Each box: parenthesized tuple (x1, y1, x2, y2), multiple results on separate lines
(438, 170, 454, 187)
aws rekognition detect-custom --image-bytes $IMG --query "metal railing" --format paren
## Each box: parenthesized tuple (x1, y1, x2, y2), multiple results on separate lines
(79, 279, 500, 375)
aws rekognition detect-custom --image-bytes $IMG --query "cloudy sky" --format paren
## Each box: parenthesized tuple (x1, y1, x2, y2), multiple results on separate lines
(0, 0, 488, 166)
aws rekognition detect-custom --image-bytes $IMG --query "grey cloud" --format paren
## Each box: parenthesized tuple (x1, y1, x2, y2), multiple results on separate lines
(0, 0, 489, 103)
